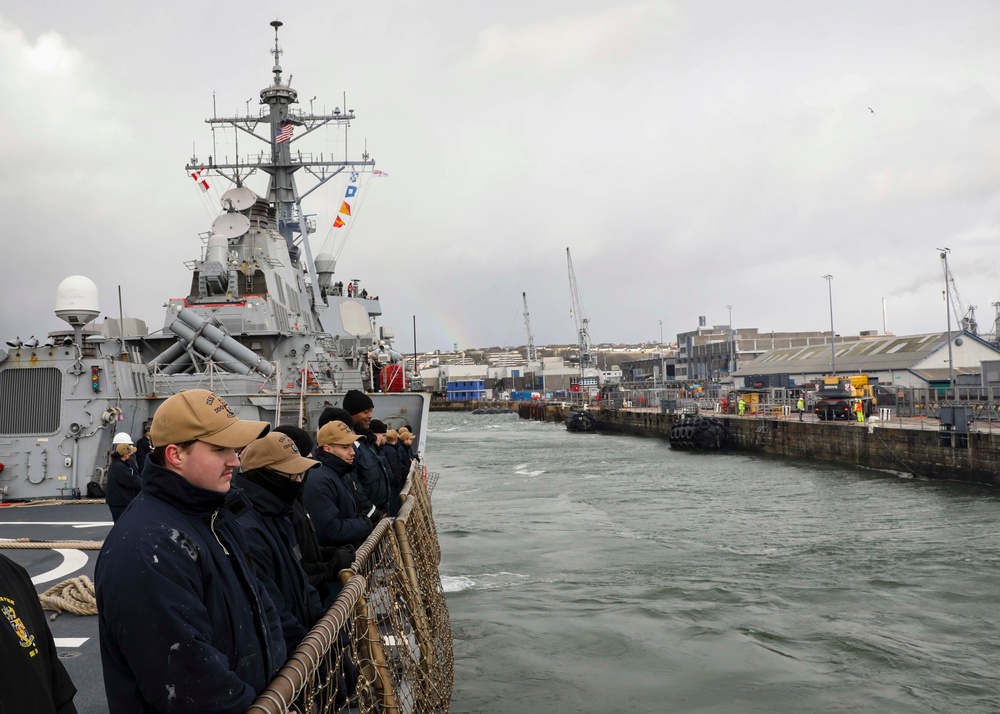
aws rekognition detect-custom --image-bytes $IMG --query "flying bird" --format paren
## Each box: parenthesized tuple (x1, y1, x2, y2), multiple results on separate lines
(868, 107, 875, 115)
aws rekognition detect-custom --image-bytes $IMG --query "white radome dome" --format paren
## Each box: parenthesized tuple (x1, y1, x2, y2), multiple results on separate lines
(55, 275, 100, 326)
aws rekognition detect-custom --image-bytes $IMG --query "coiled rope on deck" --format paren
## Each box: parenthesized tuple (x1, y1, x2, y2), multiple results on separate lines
(38, 575, 98, 617)
(1, 499, 106, 507)
(0, 539, 103, 617)
(0, 538, 103, 550)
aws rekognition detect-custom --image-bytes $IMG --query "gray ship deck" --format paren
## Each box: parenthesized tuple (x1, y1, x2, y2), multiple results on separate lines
(0, 502, 111, 713)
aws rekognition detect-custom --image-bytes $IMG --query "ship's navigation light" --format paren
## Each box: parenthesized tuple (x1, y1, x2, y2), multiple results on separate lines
(91, 366, 100, 393)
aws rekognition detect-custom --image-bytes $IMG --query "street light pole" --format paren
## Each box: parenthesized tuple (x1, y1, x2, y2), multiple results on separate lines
(658, 319, 664, 387)
(652, 330, 657, 391)
(938, 248, 954, 393)
(821, 275, 835, 375)
(725, 304, 734, 375)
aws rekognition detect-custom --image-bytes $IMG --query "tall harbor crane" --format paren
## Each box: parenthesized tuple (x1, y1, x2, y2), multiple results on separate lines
(941, 252, 979, 335)
(991, 302, 1000, 347)
(522, 292, 537, 364)
(566, 247, 594, 375)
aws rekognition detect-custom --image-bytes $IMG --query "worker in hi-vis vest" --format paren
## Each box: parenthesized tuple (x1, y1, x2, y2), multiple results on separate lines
(855, 399, 864, 423)
(797, 396, 805, 421)
(738, 397, 746, 416)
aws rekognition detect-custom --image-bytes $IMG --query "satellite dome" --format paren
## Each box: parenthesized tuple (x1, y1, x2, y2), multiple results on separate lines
(55, 276, 100, 327)
(315, 253, 336, 274)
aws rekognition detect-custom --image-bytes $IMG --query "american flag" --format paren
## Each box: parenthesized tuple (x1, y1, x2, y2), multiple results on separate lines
(275, 122, 295, 144)
(372, 169, 389, 177)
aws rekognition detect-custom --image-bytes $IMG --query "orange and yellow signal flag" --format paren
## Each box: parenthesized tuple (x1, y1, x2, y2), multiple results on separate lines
(339, 201, 352, 216)
(333, 215, 345, 228)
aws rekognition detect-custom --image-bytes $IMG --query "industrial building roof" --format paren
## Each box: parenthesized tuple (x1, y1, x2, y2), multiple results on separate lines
(734, 331, 962, 376)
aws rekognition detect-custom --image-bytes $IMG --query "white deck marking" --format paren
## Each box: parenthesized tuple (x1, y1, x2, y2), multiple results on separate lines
(54, 638, 89, 647)
(30, 549, 89, 585)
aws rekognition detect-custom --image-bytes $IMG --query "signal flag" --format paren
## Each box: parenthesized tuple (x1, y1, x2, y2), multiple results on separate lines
(190, 166, 210, 192)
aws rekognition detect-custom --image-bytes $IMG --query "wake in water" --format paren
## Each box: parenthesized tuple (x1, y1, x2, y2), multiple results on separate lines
(441, 572, 530, 593)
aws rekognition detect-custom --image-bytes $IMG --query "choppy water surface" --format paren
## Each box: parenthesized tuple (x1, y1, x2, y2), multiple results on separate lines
(429, 412, 1000, 713)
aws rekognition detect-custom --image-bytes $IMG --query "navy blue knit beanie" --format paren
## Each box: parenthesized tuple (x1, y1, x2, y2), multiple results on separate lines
(272, 424, 315, 457)
(318, 407, 354, 430)
(343, 389, 374, 416)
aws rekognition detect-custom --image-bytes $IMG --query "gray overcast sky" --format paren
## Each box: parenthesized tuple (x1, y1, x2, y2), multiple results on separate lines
(2, 1, 1000, 353)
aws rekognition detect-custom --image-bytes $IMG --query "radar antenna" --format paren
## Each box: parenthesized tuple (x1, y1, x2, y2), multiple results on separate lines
(270, 20, 284, 84)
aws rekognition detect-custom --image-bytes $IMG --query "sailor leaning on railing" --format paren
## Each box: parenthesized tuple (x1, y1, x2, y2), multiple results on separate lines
(83, 385, 432, 712)
(95, 389, 284, 713)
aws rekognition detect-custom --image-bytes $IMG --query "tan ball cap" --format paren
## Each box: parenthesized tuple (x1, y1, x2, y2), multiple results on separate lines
(114, 443, 136, 458)
(240, 432, 319, 475)
(149, 389, 269, 448)
(317, 420, 365, 447)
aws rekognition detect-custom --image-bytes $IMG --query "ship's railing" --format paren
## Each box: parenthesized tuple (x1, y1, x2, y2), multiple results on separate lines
(247, 462, 453, 714)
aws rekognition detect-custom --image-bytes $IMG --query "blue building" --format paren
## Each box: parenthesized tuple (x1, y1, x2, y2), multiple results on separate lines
(447, 379, 486, 401)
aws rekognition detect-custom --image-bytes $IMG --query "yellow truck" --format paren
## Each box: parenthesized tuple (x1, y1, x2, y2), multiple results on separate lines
(815, 375, 876, 420)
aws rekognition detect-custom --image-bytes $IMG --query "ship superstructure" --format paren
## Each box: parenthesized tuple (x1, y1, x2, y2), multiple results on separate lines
(0, 21, 426, 500)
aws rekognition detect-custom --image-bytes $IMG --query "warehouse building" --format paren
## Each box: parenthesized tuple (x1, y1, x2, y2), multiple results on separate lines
(732, 330, 1000, 389)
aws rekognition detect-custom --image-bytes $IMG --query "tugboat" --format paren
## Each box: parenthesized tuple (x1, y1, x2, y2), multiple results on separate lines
(0, 20, 428, 501)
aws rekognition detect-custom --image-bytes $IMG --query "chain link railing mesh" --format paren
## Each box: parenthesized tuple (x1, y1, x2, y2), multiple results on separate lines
(248, 462, 453, 713)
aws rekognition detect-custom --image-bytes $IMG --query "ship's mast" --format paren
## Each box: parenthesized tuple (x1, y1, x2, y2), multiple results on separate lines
(185, 19, 375, 315)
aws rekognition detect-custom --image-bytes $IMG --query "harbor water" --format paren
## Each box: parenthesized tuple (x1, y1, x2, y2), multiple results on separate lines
(431, 412, 1000, 713)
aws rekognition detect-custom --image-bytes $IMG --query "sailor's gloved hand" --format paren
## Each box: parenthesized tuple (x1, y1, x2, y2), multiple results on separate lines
(321, 545, 356, 572)
(301, 560, 326, 586)
(319, 546, 356, 582)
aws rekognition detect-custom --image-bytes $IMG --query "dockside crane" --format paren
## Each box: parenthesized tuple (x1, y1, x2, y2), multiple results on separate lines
(991, 301, 1000, 347)
(522, 292, 537, 364)
(941, 253, 979, 335)
(566, 247, 594, 376)
(523, 292, 542, 391)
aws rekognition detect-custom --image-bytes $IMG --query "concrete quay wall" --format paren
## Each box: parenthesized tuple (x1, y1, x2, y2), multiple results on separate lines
(520, 403, 1000, 487)
(430, 400, 516, 412)
(517, 403, 568, 423)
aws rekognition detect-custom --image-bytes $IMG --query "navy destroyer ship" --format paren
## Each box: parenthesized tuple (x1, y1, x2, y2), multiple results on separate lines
(0, 22, 452, 713)
(0, 21, 427, 502)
